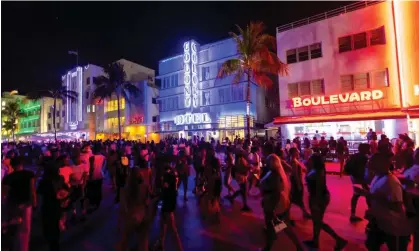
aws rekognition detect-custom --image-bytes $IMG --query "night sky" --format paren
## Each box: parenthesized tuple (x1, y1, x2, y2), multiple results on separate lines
(2, 1, 352, 93)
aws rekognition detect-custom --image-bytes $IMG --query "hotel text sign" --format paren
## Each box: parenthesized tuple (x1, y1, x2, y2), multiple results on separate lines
(174, 113, 211, 125)
(183, 42, 192, 108)
(183, 40, 200, 109)
(291, 90, 384, 108)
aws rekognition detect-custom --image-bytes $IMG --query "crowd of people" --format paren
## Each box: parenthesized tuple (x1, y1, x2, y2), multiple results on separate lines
(1, 131, 418, 251)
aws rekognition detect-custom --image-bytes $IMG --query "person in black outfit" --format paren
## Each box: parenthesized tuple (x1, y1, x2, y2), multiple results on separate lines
(153, 163, 184, 251)
(37, 161, 69, 251)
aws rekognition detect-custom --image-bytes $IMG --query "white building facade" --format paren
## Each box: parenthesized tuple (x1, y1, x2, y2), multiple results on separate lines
(270, 1, 419, 144)
(157, 38, 279, 141)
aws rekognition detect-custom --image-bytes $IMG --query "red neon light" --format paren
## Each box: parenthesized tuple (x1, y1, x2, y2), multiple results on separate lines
(290, 90, 384, 108)
(129, 115, 144, 124)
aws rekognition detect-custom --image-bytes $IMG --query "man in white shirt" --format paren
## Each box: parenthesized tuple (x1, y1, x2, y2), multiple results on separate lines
(365, 153, 412, 251)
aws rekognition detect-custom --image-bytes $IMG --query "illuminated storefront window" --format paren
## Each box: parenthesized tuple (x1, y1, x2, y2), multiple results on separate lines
(218, 115, 250, 128)
(105, 98, 125, 112)
(106, 117, 125, 129)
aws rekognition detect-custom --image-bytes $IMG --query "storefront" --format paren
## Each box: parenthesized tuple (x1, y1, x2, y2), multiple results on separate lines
(158, 113, 255, 142)
(267, 88, 419, 144)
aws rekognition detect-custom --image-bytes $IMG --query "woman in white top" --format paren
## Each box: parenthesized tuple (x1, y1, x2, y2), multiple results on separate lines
(70, 151, 89, 221)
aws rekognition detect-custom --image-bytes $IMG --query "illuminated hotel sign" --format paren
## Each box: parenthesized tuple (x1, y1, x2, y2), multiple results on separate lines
(183, 42, 192, 108)
(291, 89, 384, 108)
(191, 41, 200, 108)
(183, 40, 200, 109)
(174, 113, 211, 125)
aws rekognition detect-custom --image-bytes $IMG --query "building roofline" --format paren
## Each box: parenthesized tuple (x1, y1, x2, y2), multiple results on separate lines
(276, 1, 383, 34)
(159, 37, 235, 63)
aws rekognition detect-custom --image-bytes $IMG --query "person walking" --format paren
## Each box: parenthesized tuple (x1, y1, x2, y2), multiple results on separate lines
(226, 151, 252, 212)
(2, 156, 37, 251)
(304, 153, 348, 250)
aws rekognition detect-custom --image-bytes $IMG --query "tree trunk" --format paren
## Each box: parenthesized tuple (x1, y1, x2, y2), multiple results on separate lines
(12, 129, 15, 142)
(53, 97, 57, 142)
(116, 90, 122, 140)
(246, 71, 251, 141)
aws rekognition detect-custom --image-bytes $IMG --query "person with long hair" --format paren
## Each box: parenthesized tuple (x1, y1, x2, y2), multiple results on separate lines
(152, 161, 184, 251)
(37, 160, 69, 251)
(288, 147, 311, 219)
(223, 146, 235, 196)
(226, 150, 252, 212)
(304, 153, 347, 250)
(117, 159, 152, 251)
(258, 154, 304, 251)
(200, 146, 222, 223)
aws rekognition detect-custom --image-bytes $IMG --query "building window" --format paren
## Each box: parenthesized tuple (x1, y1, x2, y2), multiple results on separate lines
(297, 46, 309, 62)
(288, 79, 325, 97)
(219, 89, 225, 103)
(48, 124, 51, 130)
(310, 43, 322, 59)
(287, 83, 299, 98)
(286, 49, 297, 64)
(56, 111, 60, 117)
(339, 36, 352, 53)
(370, 26, 386, 46)
(48, 112, 51, 119)
(87, 105, 91, 113)
(171, 74, 178, 87)
(353, 32, 367, 50)
(86, 78, 90, 85)
(341, 75, 354, 92)
(152, 115, 158, 123)
(86, 91, 89, 99)
(311, 79, 325, 95)
(203, 91, 211, 105)
(62, 111, 65, 117)
(373, 69, 389, 87)
(299, 81, 311, 96)
(232, 86, 244, 101)
(57, 123, 60, 129)
(202, 66, 210, 81)
(92, 105, 95, 112)
(152, 98, 157, 104)
(354, 72, 370, 90)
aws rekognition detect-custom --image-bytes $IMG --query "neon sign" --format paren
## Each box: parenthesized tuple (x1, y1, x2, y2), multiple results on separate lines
(291, 90, 384, 108)
(174, 113, 211, 125)
(69, 121, 78, 130)
(183, 42, 192, 108)
(191, 41, 200, 108)
(414, 85, 419, 96)
(129, 115, 144, 124)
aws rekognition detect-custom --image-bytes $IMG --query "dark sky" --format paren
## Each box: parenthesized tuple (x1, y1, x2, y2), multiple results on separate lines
(2, 1, 352, 93)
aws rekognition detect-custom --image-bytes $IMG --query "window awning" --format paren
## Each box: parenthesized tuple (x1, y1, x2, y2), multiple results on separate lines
(268, 110, 419, 126)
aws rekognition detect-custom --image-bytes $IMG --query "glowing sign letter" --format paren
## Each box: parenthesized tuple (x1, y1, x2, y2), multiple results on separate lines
(372, 90, 384, 100)
(349, 92, 360, 102)
(360, 91, 372, 101)
(292, 97, 302, 108)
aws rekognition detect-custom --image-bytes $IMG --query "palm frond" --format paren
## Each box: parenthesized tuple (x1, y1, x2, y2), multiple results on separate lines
(60, 89, 78, 102)
(217, 59, 242, 78)
(93, 84, 113, 101)
(252, 71, 274, 89)
(122, 83, 140, 100)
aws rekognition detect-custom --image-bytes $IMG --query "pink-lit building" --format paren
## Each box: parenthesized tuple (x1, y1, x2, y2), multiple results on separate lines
(268, 1, 419, 144)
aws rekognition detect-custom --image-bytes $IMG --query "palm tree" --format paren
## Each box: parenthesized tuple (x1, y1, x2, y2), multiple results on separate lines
(2, 101, 24, 141)
(28, 86, 78, 141)
(93, 62, 140, 140)
(218, 21, 288, 140)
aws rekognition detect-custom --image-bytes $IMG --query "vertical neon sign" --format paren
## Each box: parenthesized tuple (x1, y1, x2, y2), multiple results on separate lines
(191, 41, 200, 108)
(183, 42, 192, 108)
(77, 67, 83, 121)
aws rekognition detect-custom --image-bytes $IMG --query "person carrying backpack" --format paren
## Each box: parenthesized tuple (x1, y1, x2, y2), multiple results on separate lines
(345, 143, 370, 222)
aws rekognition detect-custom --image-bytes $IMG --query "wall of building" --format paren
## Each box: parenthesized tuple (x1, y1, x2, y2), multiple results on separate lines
(41, 97, 64, 133)
(157, 37, 278, 138)
(393, 1, 419, 108)
(277, 1, 401, 117)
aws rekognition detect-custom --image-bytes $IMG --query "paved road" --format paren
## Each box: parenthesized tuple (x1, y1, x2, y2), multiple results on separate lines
(28, 169, 412, 251)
